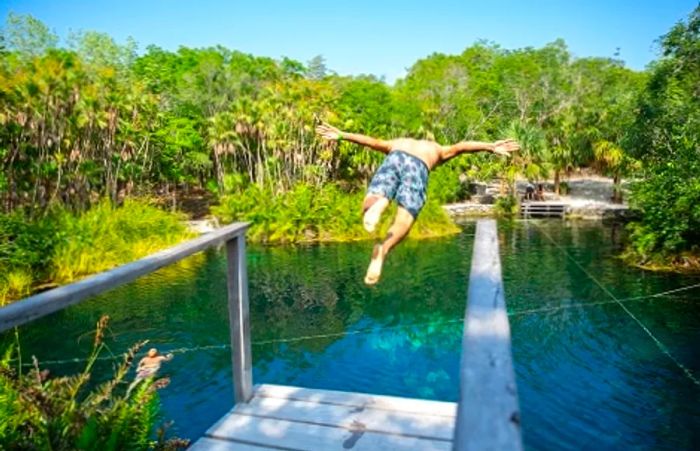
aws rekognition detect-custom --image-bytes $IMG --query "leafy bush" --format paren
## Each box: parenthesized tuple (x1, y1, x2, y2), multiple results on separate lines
(428, 163, 468, 204)
(494, 195, 519, 217)
(213, 183, 458, 243)
(624, 171, 700, 267)
(558, 181, 569, 195)
(0, 211, 62, 303)
(0, 212, 59, 273)
(0, 316, 188, 450)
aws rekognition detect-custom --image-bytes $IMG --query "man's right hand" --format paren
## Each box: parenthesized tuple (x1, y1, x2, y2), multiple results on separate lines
(316, 122, 342, 141)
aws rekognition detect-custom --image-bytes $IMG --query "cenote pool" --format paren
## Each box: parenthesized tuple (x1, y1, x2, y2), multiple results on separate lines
(2, 220, 699, 449)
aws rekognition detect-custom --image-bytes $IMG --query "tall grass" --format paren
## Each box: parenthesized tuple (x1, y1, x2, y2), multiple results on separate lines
(0, 200, 193, 304)
(50, 200, 194, 284)
(212, 183, 459, 244)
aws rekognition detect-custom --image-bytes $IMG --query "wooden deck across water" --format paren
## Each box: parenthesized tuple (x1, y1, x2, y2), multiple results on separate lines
(521, 201, 566, 218)
(189, 384, 457, 450)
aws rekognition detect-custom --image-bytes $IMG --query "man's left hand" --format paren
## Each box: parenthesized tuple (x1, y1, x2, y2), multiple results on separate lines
(493, 139, 520, 157)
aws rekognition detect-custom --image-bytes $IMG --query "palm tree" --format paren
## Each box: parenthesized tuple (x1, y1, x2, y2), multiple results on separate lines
(500, 121, 549, 196)
(207, 112, 237, 194)
(593, 140, 634, 203)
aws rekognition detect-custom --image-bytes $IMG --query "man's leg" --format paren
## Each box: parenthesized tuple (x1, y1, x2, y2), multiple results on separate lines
(365, 206, 415, 285)
(362, 194, 390, 233)
(126, 376, 143, 397)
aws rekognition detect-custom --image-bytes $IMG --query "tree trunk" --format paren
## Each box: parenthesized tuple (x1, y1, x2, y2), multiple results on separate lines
(612, 173, 622, 203)
(212, 145, 224, 194)
(554, 170, 561, 195)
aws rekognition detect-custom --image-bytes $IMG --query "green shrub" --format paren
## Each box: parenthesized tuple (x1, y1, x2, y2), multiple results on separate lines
(494, 195, 519, 217)
(0, 316, 188, 450)
(0, 211, 61, 285)
(428, 164, 466, 204)
(0, 210, 63, 304)
(623, 170, 700, 268)
(213, 183, 459, 244)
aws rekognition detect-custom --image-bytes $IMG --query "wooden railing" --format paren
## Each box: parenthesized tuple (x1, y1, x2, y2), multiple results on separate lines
(0, 222, 254, 404)
(454, 220, 523, 450)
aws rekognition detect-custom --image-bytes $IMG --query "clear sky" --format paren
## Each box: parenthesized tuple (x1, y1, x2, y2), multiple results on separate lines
(2, 0, 697, 83)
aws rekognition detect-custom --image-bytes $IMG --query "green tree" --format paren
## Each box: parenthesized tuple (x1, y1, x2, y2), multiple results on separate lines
(306, 54, 328, 80)
(2, 12, 58, 57)
(626, 6, 700, 266)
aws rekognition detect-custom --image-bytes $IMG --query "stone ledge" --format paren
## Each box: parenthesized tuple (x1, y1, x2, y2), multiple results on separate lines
(443, 201, 631, 219)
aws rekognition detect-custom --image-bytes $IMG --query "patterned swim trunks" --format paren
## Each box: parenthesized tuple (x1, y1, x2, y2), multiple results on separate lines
(367, 150, 430, 218)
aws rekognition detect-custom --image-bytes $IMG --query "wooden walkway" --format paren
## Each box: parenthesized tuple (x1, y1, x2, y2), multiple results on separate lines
(521, 201, 566, 218)
(190, 384, 456, 450)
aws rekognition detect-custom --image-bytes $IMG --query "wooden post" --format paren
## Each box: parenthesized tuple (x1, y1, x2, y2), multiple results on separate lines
(226, 234, 253, 404)
(453, 220, 523, 451)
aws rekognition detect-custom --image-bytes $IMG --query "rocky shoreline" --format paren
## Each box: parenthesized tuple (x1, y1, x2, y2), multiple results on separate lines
(444, 177, 632, 220)
(443, 201, 631, 220)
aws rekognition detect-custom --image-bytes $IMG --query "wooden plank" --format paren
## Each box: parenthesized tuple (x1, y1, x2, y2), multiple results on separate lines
(454, 220, 523, 451)
(189, 437, 280, 450)
(255, 384, 456, 418)
(231, 395, 454, 440)
(206, 412, 452, 451)
(227, 234, 253, 404)
(0, 222, 250, 332)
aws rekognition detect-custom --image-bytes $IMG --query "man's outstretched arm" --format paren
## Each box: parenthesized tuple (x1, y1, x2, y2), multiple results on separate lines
(316, 122, 392, 153)
(441, 139, 520, 160)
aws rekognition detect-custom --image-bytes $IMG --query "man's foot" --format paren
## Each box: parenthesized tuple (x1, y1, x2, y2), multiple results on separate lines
(363, 197, 388, 233)
(364, 244, 384, 285)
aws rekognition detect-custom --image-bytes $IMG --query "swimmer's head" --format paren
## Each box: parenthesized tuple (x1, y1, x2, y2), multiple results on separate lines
(147, 348, 158, 357)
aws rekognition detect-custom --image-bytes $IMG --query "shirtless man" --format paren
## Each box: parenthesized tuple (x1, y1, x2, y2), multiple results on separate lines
(126, 348, 173, 395)
(316, 122, 519, 285)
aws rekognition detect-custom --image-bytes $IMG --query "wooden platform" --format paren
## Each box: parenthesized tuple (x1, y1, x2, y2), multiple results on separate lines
(521, 201, 566, 218)
(190, 384, 457, 450)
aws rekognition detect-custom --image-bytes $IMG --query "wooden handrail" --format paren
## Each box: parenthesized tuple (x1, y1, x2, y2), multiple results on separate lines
(453, 220, 523, 450)
(0, 221, 253, 404)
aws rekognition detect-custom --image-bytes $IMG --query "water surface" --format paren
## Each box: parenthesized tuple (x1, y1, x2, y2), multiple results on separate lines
(3, 220, 699, 449)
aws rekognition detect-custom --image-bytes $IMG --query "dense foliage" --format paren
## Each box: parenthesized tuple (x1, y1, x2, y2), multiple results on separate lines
(0, 13, 646, 214)
(625, 6, 700, 268)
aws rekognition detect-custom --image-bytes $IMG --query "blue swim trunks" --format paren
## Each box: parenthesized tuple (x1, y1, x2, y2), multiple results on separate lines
(367, 150, 429, 218)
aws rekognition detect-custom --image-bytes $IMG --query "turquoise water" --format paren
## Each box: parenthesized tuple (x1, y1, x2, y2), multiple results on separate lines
(2, 220, 699, 449)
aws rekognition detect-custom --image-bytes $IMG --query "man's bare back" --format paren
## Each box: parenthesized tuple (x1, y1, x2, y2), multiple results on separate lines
(386, 139, 443, 169)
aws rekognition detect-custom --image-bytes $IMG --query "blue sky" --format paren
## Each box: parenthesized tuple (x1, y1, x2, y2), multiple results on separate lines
(2, 0, 697, 83)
